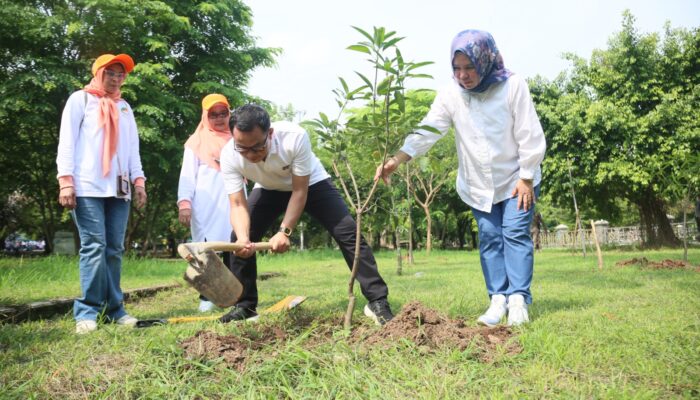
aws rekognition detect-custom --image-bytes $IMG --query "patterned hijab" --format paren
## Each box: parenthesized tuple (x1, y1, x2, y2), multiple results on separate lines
(450, 29, 512, 93)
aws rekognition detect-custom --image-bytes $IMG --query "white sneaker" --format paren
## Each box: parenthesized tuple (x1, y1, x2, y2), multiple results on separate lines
(507, 294, 529, 326)
(477, 294, 507, 327)
(76, 320, 97, 334)
(116, 314, 138, 327)
(198, 300, 215, 313)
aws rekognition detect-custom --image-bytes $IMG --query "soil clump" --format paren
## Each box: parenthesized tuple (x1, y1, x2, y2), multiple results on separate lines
(616, 257, 698, 271)
(356, 301, 520, 360)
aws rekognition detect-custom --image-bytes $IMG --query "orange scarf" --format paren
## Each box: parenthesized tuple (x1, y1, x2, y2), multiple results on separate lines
(83, 68, 123, 177)
(184, 105, 231, 171)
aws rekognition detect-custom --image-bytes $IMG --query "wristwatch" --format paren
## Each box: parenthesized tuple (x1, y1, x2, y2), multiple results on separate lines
(278, 226, 292, 237)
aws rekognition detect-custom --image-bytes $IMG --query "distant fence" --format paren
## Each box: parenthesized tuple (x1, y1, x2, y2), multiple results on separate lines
(539, 222, 698, 248)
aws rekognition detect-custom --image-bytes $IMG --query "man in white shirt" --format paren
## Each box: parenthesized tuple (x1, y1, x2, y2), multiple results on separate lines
(218, 104, 393, 325)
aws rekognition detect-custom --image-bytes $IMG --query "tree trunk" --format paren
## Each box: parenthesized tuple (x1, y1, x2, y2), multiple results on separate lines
(343, 209, 361, 330)
(395, 227, 402, 275)
(405, 165, 414, 264)
(682, 205, 688, 262)
(456, 218, 466, 249)
(439, 215, 448, 249)
(637, 191, 680, 247)
(423, 205, 432, 255)
(408, 215, 414, 264)
(34, 192, 54, 254)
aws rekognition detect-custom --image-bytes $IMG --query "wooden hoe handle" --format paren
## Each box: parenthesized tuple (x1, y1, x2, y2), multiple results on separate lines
(179, 241, 272, 256)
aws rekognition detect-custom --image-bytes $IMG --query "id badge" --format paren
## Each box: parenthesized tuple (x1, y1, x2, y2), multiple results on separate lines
(116, 173, 130, 198)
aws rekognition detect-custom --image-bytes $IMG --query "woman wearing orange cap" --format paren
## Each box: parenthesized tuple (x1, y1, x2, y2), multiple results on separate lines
(177, 94, 236, 312)
(56, 53, 147, 334)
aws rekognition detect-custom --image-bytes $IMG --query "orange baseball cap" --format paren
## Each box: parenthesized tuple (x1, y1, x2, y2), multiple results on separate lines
(202, 94, 230, 110)
(91, 54, 135, 76)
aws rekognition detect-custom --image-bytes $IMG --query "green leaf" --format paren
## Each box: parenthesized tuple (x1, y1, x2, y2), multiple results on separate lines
(347, 85, 369, 100)
(347, 45, 371, 54)
(351, 26, 374, 43)
(377, 76, 393, 95)
(339, 77, 349, 93)
(382, 36, 404, 49)
(407, 61, 435, 70)
(407, 73, 433, 79)
(355, 72, 374, 91)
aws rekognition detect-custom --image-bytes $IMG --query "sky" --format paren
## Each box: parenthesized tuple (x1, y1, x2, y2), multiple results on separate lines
(245, 0, 699, 121)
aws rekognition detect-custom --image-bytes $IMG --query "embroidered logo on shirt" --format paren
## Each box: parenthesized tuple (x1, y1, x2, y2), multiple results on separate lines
(120, 106, 129, 113)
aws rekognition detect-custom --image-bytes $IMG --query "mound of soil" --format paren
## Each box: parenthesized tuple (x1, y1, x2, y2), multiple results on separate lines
(616, 257, 699, 271)
(357, 301, 520, 360)
(179, 302, 521, 370)
(180, 326, 285, 371)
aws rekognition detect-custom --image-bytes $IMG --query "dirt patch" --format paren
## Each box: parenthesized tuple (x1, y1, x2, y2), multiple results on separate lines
(180, 326, 285, 371)
(354, 301, 520, 361)
(179, 302, 521, 370)
(616, 258, 699, 271)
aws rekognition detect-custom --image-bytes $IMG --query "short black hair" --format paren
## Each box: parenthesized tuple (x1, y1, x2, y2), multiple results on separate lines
(229, 104, 270, 133)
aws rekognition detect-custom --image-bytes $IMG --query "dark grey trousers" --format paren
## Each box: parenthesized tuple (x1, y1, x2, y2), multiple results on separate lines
(228, 178, 389, 310)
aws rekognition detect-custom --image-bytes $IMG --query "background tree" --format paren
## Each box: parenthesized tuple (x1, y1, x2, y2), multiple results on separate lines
(531, 11, 699, 247)
(409, 143, 455, 254)
(0, 0, 277, 252)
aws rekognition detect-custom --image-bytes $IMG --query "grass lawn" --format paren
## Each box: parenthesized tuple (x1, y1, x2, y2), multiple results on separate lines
(0, 255, 184, 304)
(1, 248, 699, 398)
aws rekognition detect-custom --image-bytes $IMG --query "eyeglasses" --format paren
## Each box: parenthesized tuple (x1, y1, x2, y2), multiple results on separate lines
(234, 134, 268, 154)
(104, 70, 126, 80)
(208, 111, 229, 119)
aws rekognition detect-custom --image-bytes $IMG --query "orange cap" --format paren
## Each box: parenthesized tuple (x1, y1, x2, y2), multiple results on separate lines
(202, 94, 230, 111)
(91, 54, 135, 76)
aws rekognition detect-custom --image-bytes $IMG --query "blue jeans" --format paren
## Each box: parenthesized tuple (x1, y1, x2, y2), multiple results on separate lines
(71, 197, 130, 322)
(471, 186, 540, 304)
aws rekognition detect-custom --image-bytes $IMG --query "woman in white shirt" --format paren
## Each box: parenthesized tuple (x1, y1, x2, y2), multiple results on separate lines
(177, 94, 234, 312)
(376, 30, 546, 327)
(56, 53, 147, 334)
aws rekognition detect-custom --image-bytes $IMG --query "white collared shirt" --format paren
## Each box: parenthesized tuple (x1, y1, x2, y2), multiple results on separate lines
(56, 90, 145, 199)
(400, 74, 546, 213)
(220, 121, 330, 193)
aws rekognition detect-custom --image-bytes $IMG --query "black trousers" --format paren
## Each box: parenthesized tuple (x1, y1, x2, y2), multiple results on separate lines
(228, 178, 389, 310)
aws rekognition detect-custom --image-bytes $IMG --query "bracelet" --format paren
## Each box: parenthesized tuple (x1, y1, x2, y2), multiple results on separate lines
(59, 186, 74, 190)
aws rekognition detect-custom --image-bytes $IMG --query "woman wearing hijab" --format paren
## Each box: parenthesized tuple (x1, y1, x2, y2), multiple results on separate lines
(376, 30, 546, 327)
(56, 53, 147, 334)
(177, 94, 235, 312)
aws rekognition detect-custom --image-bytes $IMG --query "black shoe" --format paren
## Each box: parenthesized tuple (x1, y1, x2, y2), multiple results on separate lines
(219, 306, 259, 323)
(364, 298, 394, 326)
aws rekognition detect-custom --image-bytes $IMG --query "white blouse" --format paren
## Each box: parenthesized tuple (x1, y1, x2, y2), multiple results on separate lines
(177, 147, 233, 242)
(56, 90, 145, 199)
(400, 74, 546, 213)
